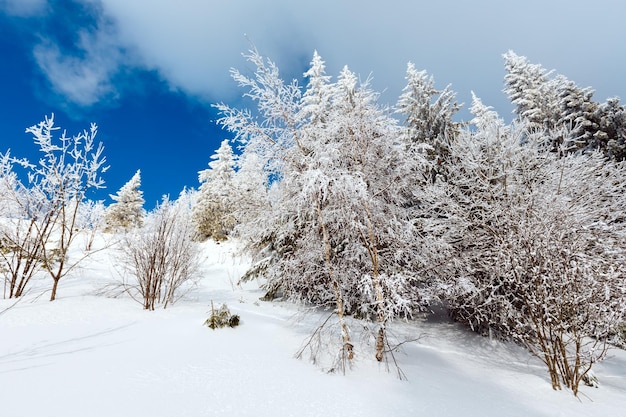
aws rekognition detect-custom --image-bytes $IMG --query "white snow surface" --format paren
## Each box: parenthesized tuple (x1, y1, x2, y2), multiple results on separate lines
(1, 238, 625, 417)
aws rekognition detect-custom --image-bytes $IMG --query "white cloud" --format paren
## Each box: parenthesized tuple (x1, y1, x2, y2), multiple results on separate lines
(92, 0, 314, 101)
(33, 19, 127, 106)
(26, 0, 626, 114)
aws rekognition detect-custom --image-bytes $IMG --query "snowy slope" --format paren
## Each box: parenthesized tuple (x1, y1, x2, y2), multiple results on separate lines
(1, 239, 625, 417)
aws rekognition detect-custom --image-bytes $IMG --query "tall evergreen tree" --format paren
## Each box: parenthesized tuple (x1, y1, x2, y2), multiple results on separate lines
(596, 97, 626, 161)
(503, 50, 559, 132)
(556, 78, 599, 153)
(396, 62, 461, 181)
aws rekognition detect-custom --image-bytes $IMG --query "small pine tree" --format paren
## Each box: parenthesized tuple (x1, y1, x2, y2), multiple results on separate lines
(104, 170, 144, 232)
(503, 50, 559, 132)
(596, 97, 626, 161)
(192, 139, 237, 241)
(396, 62, 461, 181)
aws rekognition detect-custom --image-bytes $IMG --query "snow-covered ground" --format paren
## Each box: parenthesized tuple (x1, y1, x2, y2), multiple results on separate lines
(1, 238, 625, 417)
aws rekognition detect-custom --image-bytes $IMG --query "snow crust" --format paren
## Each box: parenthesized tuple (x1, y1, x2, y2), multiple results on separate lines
(1, 238, 624, 416)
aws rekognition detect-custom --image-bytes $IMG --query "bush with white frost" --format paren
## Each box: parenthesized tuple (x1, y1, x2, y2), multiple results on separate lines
(441, 98, 626, 395)
(0, 114, 108, 300)
(118, 194, 201, 310)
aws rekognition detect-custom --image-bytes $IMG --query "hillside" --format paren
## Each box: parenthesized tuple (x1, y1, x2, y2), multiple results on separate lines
(1, 238, 625, 417)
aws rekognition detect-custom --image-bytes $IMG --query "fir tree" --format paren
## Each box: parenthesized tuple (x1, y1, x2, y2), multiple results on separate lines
(596, 97, 626, 161)
(503, 50, 558, 132)
(396, 62, 461, 181)
(556, 78, 599, 153)
(192, 139, 236, 241)
(503, 51, 626, 160)
(104, 170, 144, 232)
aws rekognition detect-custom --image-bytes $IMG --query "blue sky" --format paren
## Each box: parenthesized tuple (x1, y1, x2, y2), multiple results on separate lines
(1, 0, 625, 208)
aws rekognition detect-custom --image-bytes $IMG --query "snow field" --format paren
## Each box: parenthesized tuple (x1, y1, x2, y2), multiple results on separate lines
(1, 240, 625, 416)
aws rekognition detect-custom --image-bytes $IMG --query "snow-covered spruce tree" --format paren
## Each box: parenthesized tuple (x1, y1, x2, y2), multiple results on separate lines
(118, 193, 201, 310)
(104, 170, 144, 232)
(503, 50, 560, 135)
(555, 78, 601, 153)
(396, 62, 461, 181)
(230, 149, 270, 227)
(217, 49, 445, 366)
(192, 139, 237, 241)
(0, 115, 108, 301)
(596, 97, 626, 161)
(504, 51, 626, 160)
(442, 97, 626, 395)
(0, 153, 21, 218)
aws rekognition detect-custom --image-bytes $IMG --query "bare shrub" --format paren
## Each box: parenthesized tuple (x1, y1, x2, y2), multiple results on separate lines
(118, 196, 201, 310)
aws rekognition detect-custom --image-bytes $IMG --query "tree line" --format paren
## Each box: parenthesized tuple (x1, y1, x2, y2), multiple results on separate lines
(1, 49, 625, 396)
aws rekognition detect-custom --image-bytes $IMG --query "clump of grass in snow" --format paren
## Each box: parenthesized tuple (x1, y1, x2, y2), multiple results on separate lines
(204, 301, 240, 329)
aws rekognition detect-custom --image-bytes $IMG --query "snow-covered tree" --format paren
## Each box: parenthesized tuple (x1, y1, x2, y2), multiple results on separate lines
(396, 63, 461, 181)
(230, 150, 270, 226)
(441, 105, 626, 395)
(192, 139, 237, 241)
(503, 50, 559, 133)
(0, 115, 108, 300)
(0, 153, 21, 219)
(596, 97, 626, 161)
(217, 49, 447, 366)
(0, 152, 43, 298)
(556, 78, 599, 153)
(104, 170, 144, 232)
(504, 51, 626, 160)
(75, 199, 106, 251)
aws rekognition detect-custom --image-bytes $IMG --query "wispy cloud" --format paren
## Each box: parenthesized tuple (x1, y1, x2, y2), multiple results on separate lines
(33, 22, 127, 107)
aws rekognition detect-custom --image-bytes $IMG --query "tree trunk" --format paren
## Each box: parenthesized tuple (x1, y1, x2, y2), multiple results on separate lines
(316, 198, 353, 360)
(363, 203, 386, 362)
(50, 277, 60, 301)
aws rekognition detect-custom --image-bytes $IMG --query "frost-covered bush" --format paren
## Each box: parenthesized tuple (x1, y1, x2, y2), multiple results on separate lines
(442, 100, 626, 395)
(0, 115, 108, 300)
(118, 195, 201, 310)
